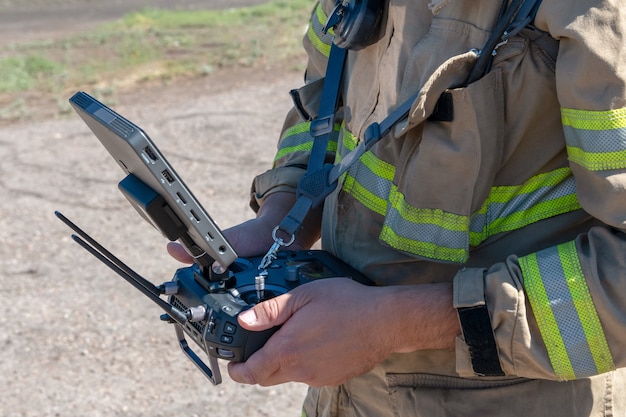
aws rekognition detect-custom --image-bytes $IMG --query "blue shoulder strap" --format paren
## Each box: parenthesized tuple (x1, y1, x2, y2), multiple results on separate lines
(263, 0, 550, 266)
(465, 0, 545, 84)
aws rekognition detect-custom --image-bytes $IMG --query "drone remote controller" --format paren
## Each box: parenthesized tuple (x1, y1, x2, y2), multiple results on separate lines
(168, 249, 370, 363)
(56, 210, 370, 385)
(60, 91, 371, 385)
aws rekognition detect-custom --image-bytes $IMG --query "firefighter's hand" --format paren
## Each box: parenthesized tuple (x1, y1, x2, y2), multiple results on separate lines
(227, 278, 459, 387)
(167, 191, 321, 264)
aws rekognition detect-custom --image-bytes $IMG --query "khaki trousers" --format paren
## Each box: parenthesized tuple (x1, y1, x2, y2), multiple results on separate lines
(302, 364, 626, 417)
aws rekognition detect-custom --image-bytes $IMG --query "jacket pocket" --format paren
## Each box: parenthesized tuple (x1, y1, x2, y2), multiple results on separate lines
(381, 69, 505, 263)
(398, 69, 504, 214)
(302, 385, 357, 417)
(386, 372, 610, 417)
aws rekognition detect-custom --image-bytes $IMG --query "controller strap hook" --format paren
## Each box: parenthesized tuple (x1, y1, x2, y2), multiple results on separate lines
(259, 226, 296, 270)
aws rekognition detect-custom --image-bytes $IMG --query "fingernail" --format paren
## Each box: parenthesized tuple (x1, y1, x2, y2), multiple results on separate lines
(239, 309, 257, 325)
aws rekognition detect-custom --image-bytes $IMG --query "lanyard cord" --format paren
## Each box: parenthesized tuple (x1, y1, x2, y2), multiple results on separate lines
(258, 40, 416, 271)
(258, 42, 347, 270)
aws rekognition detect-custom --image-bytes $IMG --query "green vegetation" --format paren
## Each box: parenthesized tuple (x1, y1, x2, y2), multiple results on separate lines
(0, 0, 313, 122)
(0, 55, 61, 93)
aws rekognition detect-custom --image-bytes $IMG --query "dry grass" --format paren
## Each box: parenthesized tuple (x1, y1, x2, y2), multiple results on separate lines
(0, 0, 312, 124)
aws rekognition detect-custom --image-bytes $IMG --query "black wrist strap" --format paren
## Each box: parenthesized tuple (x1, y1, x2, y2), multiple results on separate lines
(458, 305, 505, 376)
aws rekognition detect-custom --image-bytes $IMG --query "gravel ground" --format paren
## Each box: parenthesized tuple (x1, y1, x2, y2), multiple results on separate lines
(0, 1, 311, 416)
(0, 68, 309, 417)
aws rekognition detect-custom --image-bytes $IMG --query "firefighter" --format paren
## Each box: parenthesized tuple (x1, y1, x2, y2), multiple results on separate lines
(170, 0, 626, 415)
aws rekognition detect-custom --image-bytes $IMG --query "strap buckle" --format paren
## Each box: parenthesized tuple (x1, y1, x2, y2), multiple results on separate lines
(309, 114, 335, 137)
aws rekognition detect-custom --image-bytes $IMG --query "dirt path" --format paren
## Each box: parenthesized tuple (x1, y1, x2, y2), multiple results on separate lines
(0, 65, 309, 417)
(0, 2, 311, 416)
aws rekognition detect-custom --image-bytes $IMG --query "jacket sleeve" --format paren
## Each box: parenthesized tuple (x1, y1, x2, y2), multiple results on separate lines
(250, 1, 335, 212)
(454, 0, 626, 381)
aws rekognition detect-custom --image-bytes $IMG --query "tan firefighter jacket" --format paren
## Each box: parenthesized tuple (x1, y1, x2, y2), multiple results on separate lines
(250, 0, 626, 415)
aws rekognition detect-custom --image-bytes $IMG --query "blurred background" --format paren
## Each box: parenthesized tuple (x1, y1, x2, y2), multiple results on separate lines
(0, 1, 315, 416)
(0, 0, 311, 124)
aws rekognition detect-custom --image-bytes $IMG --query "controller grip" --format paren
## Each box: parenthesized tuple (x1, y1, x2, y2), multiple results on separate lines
(241, 326, 281, 361)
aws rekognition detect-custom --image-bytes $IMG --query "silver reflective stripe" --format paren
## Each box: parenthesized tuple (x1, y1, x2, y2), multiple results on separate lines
(469, 168, 580, 245)
(520, 241, 615, 380)
(338, 126, 582, 262)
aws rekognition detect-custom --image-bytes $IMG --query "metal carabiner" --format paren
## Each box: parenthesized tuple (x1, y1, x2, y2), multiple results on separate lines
(258, 226, 296, 271)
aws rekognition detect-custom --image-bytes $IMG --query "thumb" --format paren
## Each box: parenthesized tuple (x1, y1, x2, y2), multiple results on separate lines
(166, 242, 194, 264)
(237, 293, 295, 331)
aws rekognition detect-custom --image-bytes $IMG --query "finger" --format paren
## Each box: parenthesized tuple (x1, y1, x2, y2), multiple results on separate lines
(227, 326, 316, 386)
(227, 347, 282, 385)
(166, 242, 194, 264)
(237, 292, 298, 332)
(227, 326, 305, 386)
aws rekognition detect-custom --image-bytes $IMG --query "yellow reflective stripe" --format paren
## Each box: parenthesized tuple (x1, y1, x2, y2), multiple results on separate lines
(559, 243, 614, 376)
(274, 121, 338, 162)
(314, 1, 332, 34)
(337, 126, 584, 263)
(380, 224, 469, 262)
(389, 185, 468, 232)
(342, 126, 358, 149)
(339, 128, 395, 215)
(343, 174, 387, 216)
(470, 168, 581, 246)
(342, 149, 472, 261)
(479, 168, 573, 204)
(343, 175, 469, 263)
(519, 252, 576, 380)
(487, 194, 578, 232)
(283, 120, 311, 137)
(360, 149, 395, 181)
(562, 107, 626, 130)
(561, 107, 626, 171)
(340, 128, 394, 179)
(383, 185, 470, 262)
(520, 241, 615, 380)
(274, 121, 313, 161)
(306, 2, 332, 57)
(566, 146, 626, 171)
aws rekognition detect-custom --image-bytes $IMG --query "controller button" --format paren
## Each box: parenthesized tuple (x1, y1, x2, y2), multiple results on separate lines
(207, 317, 217, 334)
(224, 322, 237, 334)
(286, 265, 300, 282)
(221, 335, 234, 344)
(217, 349, 235, 359)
